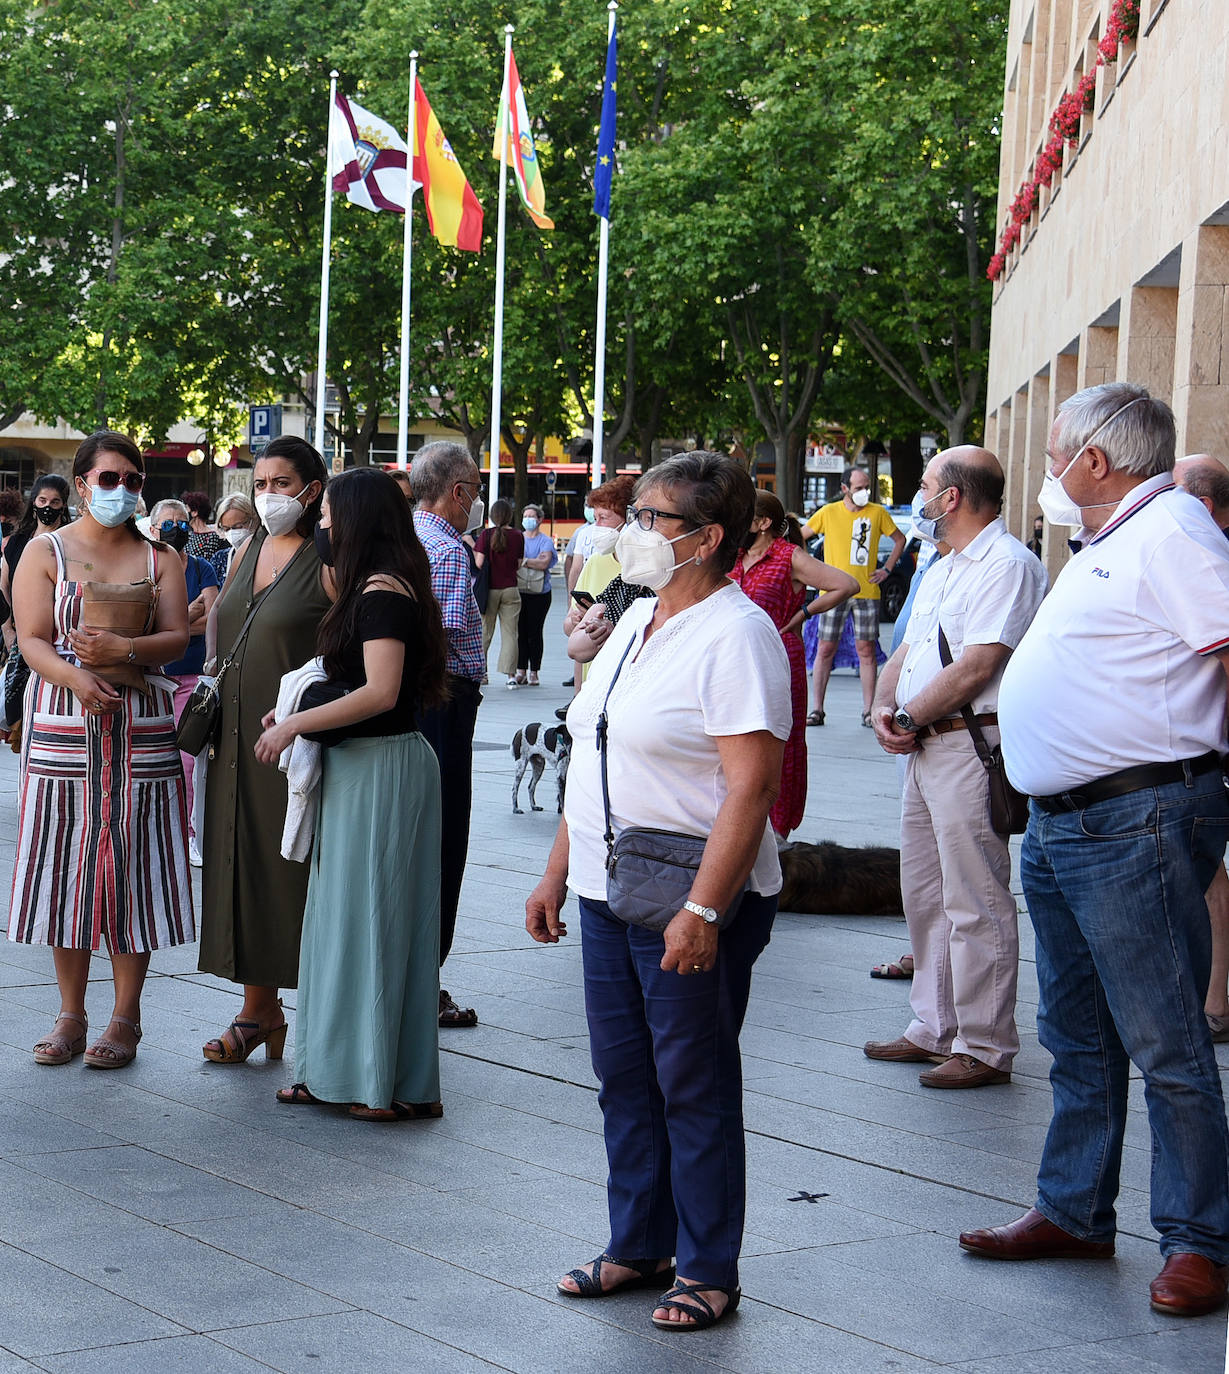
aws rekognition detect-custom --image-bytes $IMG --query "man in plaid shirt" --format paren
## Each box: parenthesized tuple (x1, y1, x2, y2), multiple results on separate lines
(412, 441, 486, 1028)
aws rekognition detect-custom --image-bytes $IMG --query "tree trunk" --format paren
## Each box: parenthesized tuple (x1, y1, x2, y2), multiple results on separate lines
(502, 422, 534, 514)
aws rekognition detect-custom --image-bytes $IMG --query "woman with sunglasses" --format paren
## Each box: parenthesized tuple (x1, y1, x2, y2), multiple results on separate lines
(7, 432, 193, 1070)
(151, 499, 220, 863)
(198, 436, 331, 1066)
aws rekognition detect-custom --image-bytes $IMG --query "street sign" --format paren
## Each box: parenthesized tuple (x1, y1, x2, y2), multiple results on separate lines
(249, 404, 282, 454)
(545, 470, 557, 489)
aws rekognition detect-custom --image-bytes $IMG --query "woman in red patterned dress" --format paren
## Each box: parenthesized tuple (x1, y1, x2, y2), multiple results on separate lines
(731, 492, 856, 839)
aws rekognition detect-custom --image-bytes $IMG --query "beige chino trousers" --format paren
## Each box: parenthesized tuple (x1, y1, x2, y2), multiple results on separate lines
(482, 585, 522, 677)
(900, 727, 1020, 1070)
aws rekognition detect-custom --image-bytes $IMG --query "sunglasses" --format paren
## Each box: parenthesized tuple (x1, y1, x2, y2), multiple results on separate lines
(159, 519, 189, 534)
(91, 469, 145, 493)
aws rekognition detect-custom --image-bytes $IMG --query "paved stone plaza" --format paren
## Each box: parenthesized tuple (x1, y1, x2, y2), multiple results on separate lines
(0, 594, 1224, 1372)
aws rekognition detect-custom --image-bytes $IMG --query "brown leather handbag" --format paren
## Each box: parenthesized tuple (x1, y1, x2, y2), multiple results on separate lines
(80, 579, 160, 692)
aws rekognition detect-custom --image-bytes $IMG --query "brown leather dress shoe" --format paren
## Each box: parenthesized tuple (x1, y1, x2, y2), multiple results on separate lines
(919, 1053, 1011, 1088)
(863, 1035, 946, 1063)
(1149, 1253, 1229, 1316)
(959, 1208, 1115, 1260)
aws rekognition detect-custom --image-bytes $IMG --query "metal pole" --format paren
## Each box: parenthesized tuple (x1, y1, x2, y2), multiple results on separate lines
(488, 25, 514, 514)
(314, 71, 338, 456)
(396, 55, 419, 470)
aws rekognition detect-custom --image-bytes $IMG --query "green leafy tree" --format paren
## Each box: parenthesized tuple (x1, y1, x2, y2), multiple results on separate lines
(809, 1, 1006, 446)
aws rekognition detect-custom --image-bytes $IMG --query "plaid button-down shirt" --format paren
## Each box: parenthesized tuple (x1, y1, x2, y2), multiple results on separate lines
(413, 509, 485, 682)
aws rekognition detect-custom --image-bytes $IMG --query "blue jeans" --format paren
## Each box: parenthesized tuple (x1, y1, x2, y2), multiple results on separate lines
(579, 891, 777, 1288)
(1021, 764, 1229, 1261)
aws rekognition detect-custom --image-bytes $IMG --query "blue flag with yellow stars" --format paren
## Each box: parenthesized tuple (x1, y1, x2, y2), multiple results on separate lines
(593, 25, 617, 218)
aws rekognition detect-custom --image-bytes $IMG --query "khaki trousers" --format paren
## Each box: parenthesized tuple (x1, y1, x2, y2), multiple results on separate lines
(900, 728, 1019, 1070)
(482, 585, 522, 677)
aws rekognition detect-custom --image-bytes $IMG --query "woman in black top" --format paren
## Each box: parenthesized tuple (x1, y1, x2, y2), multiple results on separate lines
(2, 475, 72, 651)
(254, 468, 449, 1121)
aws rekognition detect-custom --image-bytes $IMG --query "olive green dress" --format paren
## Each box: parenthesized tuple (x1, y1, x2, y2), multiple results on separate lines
(199, 530, 331, 986)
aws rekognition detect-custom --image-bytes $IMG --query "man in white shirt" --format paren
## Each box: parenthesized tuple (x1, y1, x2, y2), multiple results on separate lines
(866, 448, 1046, 1088)
(959, 384, 1229, 1321)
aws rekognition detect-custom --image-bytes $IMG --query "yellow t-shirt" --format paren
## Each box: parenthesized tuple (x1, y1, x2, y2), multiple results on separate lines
(803, 501, 899, 600)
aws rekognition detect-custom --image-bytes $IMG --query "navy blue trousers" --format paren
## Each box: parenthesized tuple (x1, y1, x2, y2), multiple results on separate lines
(579, 890, 777, 1288)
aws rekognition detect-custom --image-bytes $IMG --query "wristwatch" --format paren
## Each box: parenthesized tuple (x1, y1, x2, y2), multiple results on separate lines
(894, 707, 920, 732)
(682, 899, 720, 925)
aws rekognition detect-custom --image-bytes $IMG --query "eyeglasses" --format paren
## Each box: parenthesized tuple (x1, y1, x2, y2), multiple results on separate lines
(91, 469, 145, 493)
(158, 519, 189, 535)
(627, 504, 689, 532)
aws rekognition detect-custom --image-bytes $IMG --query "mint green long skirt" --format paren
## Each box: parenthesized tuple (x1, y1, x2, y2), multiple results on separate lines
(294, 733, 442, 1109)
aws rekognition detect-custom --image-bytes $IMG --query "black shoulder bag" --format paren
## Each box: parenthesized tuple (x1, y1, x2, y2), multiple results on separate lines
(175, 543, 308, 757)
(937, 625, 1029, 835)
(598, 636, 742, 931)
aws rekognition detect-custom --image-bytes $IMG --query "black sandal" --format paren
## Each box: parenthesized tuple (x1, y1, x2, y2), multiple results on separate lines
(557, 1253, 675, 1299)
(650, 1280, 741, 1331)
(275, 1082, 329, 1106)
(438, 989, 478, 1028)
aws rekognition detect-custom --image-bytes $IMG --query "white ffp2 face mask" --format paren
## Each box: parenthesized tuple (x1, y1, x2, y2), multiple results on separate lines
(255, 487, 307, 536)
(615, 522, 700, 591)
(850, 488, 871, 508)
(1035, 396, 1149, 529)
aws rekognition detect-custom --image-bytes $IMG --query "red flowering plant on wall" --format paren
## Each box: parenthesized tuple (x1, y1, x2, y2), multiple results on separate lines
(988, 0, 1142, 282)
(1099, 0, 1140, 62)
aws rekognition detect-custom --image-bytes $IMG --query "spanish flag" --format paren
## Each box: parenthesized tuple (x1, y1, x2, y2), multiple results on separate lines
(413, 77, 484, 252)
(492, 47, 554, 231)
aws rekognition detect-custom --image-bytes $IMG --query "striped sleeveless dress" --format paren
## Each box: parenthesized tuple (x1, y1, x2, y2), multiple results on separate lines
(7, 533, 194, 951)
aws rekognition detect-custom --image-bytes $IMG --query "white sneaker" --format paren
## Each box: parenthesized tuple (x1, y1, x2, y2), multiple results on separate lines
(506, 677, 520, 689)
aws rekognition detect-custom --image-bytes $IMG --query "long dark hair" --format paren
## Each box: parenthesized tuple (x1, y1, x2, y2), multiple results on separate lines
(316, 468, 449, 710)
(259, 435, 327, 538)
(753, 490, 804, 548)
(72, 431, 148, 541)
(488, 497, 512, 556)
(14, 473, 72, 542)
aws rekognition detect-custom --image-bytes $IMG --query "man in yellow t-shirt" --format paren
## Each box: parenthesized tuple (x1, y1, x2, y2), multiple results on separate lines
(802, 466, 905, 727)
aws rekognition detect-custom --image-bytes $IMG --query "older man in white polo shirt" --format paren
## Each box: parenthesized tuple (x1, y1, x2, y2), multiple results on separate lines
(959, 383, 1229, 1321)
(866, 447, 1046, 1088)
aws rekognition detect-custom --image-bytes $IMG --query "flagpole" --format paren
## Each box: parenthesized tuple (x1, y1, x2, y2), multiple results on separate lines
(396, 54, 419, 471)
(488, 24, 514, 514)
(314, 71, 339, 458)
(591, 2, 617, 486)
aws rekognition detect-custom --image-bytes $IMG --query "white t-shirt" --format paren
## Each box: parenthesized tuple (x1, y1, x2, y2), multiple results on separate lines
(896, 518, 1047, 714)
(564, 583, 792, 901)
(999, 476, 1229, 796)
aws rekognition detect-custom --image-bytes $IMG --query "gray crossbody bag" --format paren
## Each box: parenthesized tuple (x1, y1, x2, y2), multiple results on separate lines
(597, 637, 741, 931)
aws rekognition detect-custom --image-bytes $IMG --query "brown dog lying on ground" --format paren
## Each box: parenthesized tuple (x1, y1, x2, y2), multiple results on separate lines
(778, 840, 903, 916)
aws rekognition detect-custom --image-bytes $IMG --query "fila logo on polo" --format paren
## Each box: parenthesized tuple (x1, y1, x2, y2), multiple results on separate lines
(1090, 566, 1110, 579)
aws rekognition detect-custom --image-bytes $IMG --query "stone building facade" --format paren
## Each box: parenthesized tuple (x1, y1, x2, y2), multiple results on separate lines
(986, 0, 1229, 574)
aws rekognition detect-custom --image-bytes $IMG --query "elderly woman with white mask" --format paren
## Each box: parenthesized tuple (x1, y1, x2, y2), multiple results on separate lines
(527, 452, 791, 1334)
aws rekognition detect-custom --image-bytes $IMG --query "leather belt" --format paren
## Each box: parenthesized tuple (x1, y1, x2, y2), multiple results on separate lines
(1032, 751, 1224, 814)
(915, 712, 997, 741)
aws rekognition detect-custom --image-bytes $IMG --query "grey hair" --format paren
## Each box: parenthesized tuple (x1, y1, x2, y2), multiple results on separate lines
(523, 503, 544, 519)
(215, 491, 256, 524)
(634, 451, 755, 576)
(149, 499, 189, 524)
(1052, 383, 1175, 477)
(410, 441, 475, 504)
(1180, 462, 1229, 511)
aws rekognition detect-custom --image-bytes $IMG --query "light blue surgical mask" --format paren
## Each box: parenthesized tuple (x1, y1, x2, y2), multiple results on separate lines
(583, 506, 596, 524)
(84, 482, 140, 529)
(910, 485, 954, 545)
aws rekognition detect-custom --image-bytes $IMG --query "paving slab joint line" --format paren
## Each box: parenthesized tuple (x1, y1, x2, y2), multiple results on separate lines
(199, 1312, 516, 1373)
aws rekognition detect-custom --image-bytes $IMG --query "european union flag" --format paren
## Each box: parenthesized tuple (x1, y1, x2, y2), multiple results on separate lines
(593, 27, 617, 219)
